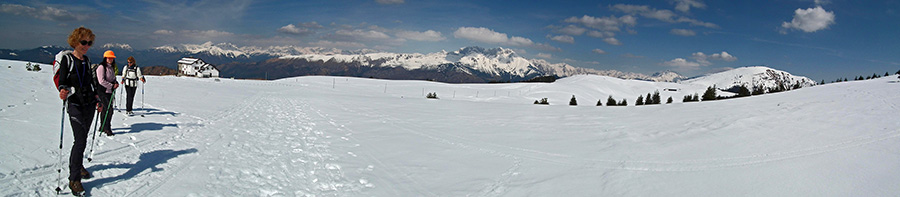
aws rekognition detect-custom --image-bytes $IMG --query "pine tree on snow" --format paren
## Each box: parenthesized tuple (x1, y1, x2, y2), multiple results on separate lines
(607, 96, 617, 106)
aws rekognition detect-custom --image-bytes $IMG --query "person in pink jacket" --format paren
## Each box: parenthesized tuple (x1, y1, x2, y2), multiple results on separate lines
(96, 50, 118, 136)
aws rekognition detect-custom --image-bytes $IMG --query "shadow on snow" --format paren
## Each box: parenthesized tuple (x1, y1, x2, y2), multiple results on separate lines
(112, 122, 179, 135)
(83, 148, 199, 192)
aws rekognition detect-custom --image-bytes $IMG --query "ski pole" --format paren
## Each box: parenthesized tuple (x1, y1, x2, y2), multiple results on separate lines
(88, 89, 116, 162)
(141, 81, 144, 111)
(55, 101, 66, 194)
(86, 107, 101, 162)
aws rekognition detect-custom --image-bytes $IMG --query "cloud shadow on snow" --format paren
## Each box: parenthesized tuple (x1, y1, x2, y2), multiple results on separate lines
(83, 148, 199, 192)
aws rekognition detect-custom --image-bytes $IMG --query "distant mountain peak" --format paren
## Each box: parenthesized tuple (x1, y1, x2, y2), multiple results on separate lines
(683, 66, 816, 90)
(101, 43, 134, 51)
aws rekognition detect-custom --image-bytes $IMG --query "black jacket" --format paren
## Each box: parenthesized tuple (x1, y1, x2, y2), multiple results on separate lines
(57, 54, 98, 106)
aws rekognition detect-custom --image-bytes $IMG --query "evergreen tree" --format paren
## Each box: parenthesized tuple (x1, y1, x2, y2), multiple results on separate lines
(619, 99, 627, 106)
(596, 99, 603, 106)
(886, 72, 890, 77)
(644, 93, 652, 105)
(738, 85, 751, 97)
(666, 96, 673, 104)
(636, 95, 644, 106)
(702, 86, 717, 101)
(820, 80, 825, 85)
(683, 95, 691, 102)
(607, 96, 617, 106)
(652, 91, 661, 104)
(752, 85, 765, 95)
(569, 95, 577, 106)
(896, 70, 900, 75)
(693, 93, 700, 101)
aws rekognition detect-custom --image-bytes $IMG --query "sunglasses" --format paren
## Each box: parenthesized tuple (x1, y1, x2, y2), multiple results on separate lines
(79, 40, 93, 46)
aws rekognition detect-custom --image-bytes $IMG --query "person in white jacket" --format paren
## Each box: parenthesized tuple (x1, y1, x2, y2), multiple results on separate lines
(121, 56, 145, 115)
(96, 50, 118, 136)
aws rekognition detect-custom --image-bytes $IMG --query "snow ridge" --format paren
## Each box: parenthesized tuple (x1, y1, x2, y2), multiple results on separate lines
(682, 66, 817, 89)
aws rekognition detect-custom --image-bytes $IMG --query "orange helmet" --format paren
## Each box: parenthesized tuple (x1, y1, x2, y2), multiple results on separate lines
(103, 50, 116, 58)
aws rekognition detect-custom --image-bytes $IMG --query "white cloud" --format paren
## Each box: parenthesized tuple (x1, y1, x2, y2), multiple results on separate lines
(299, 22, 324, 28)
(309, 40, 366, 49)
(781, 6, 835, 33)
(564, 15, 636, 32)
(662, 58, 702, 68)
(536, 53, 553, 59)
(670, 29, 696, 36)
(154, 30, 174, 35)
(182, 30, 234, 37)
(0, 4, 86, 22)
(592, 49, 607, 54)
(548, 35, 575, 44)
(277, 24, 313, 35)
(611, 4, 718, 28)
(396, 30, 445, 41)
(814, 0, 831, 5)
(673, 0, 706, 13)
(375, 0, 404, 4)
(603, 37, 622, 45)
(557, 25, 587, 35)
(453, 27, 534, 47)
(336, 29, 391, 40)
(664, 51, 737, 69)
(709, 51, 737, 61)
(533, 43, 562, 52)
(587, 31, 615, 38)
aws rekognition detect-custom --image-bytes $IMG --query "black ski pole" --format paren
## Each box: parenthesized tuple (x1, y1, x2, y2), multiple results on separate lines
(86, 106, 101, 162)
(141, 81, 144, 112)
(55, 101, 66, 194)
(88, 89, 116, 162)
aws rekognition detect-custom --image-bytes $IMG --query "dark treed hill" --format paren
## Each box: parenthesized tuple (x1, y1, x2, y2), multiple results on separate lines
(141, 66, 178, 76)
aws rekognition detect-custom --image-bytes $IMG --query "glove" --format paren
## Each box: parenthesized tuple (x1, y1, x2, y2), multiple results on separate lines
(113, 83, 119, 89)
(59, 89, 69, 100)
(141, 78, 146, 83)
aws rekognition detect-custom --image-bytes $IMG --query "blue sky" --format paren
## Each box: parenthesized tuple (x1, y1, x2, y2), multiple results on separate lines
(1, 0, 898, 80)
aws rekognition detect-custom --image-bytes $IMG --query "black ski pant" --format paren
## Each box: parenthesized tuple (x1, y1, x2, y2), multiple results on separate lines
(99, 92, 114, 132)
(67, 102, 94, 181)
(125, 86, 137, 112)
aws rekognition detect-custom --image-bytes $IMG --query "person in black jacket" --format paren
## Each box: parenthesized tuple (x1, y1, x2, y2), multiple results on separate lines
(56, 26, 97, 195)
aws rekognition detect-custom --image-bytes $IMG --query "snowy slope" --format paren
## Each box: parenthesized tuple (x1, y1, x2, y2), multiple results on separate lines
(2, 59, 899, 196)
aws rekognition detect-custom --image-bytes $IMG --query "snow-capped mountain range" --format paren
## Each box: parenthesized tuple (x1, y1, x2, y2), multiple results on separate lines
(1, 42, 814, 88)
(281, 46, 686, 82)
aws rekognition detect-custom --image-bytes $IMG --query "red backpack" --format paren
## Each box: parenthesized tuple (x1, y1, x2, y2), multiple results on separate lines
(52, 50, 74, 91)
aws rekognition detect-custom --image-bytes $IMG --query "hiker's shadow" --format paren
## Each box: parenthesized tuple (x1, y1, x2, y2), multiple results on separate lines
(84, 148, 198, 191)
(135, 108, 179, 117)
(112, 122, 178, 135)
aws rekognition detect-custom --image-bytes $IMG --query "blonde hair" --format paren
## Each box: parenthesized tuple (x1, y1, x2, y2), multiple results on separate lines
(67, 27, 95, 48)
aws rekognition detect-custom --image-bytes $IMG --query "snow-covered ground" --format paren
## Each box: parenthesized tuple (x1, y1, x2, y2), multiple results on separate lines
(1, 59, 899, 196)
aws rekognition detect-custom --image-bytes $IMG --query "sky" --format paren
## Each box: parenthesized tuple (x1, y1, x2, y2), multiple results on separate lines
(0, 0, 898, 80)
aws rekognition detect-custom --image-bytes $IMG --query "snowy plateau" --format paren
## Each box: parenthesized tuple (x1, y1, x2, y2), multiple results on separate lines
(1, 58, 899, 196)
